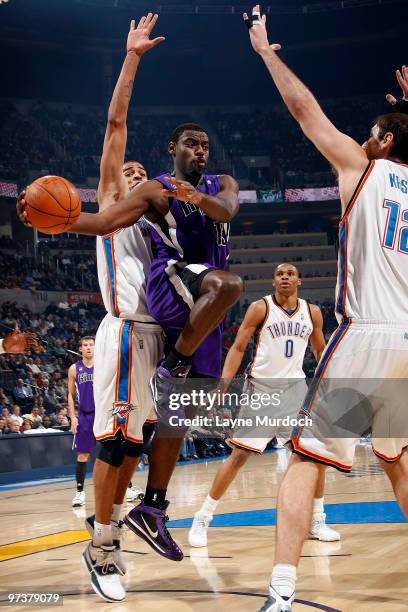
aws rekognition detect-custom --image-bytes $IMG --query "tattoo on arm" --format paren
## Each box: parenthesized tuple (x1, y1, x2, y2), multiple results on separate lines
(126, 79, 134, 99)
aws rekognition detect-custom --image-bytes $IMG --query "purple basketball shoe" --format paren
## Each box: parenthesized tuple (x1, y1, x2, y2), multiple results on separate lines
(123, 500, 183, 561)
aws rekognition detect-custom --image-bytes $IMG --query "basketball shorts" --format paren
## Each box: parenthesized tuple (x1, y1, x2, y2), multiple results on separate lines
(75, 410, 96, 454)
(229, 377, 308, 453)
(93, 314, 164, 443)
(147, 260, 223, 377)
(292, 319, 408, 471)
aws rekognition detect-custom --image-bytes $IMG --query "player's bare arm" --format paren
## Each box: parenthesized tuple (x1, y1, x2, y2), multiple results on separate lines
(67, 364, 78, 434)
(98, 14, 165, 210)
(220, 299, 267, 390)
(243, 4, 368, 211)
(162, 174, 240, 222)
(308, 304, 326, 363)
(386, 64, 408, 112)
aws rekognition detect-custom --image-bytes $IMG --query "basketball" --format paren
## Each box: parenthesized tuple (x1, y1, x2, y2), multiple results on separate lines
(24, 175, 81, 234)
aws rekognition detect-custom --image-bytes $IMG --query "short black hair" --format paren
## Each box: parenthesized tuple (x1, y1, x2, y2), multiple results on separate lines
(375, 113, 408, 164)
(169, 123, 207, 144)
(273, 263, 299, 277)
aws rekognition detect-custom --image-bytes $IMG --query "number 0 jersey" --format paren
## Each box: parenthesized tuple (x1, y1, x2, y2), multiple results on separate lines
(336, 159, 408, 323)
(248, 296, 313, 380)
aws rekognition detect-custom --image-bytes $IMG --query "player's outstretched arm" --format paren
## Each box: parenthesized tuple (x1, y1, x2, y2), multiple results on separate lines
(386, 65, 408, 113)
(162, 175, 240, 222)
(220, 299, 267, 391)
(243, 5, 368, 206)
(308, 304, 326, 363)
(67, 364, 78, 434)
(68, 180, 162, 235)
(98, 14, 165, 210)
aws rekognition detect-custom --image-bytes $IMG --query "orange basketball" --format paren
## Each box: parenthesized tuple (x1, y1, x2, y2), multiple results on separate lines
(24, 175, 81, 234)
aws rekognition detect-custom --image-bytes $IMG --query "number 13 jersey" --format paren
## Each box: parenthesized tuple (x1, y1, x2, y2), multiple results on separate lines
(336, 159, 408, 324)
(248, 296, 313, 380)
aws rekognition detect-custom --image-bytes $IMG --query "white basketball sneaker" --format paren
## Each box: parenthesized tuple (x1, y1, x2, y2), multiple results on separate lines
(258, 587, 294, 611)
(188, 512, 212, 547)
(85, 515, 127, 575)
(125, 485, 144, 502)
(82, 541, 125, 602)
(72, 490, 85, 507)
(309, 513, 340, 541)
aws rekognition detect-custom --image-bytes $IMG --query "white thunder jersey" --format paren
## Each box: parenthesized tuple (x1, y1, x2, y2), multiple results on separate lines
(336, 159, 408, 323)
(249, 295, 313, 379)
(96, 221, 154, 322)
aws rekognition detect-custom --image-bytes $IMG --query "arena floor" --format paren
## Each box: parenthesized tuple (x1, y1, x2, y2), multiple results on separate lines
(1, 444, 407, 612)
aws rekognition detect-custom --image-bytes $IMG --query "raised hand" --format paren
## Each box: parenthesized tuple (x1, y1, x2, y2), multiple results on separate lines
(386, 65, 408, 106)
(127, 13, 165, 57)
(243, 4, 281, 55)
(3, 328, 38, 354)
(162, 177, 203, 205)
(16, 190, 32, 228)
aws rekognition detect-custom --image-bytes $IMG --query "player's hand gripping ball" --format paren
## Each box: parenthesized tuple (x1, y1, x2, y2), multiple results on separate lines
(18, 175, 82, 234)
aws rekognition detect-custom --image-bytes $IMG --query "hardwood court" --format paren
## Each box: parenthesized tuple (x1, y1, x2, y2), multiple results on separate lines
(0, 443, 407, 612)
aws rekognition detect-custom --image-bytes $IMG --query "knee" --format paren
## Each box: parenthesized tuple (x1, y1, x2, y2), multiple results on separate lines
(231, 447, 249, 468)
(210, 272, 243, 302)
(77, 453, 89, 462)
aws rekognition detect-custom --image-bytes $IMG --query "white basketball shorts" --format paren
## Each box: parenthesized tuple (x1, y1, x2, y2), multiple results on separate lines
(292, 319, 408, 471)
(93, 314, 164, 443)
(229, 377, 308, 453)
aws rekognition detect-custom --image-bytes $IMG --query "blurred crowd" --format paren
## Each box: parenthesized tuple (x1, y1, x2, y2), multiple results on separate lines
(0, 95, 388, 189)
(0, 300, 105, 435)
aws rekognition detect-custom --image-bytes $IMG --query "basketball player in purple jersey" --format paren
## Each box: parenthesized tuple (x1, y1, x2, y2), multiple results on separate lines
(67, 336, 95, 507)
(70, 126, 243, 546)
(63, 92, 243, 563)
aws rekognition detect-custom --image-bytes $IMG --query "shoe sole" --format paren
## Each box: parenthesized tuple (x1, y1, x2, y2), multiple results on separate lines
(308, 534, 341, 542)
(123, 514, 183, 561)
(82, 550, 125, 602)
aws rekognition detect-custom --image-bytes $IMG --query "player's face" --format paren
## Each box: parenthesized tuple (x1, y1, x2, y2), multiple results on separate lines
(122, 162, 148, 191)
(362, 124, 393, 160)
(171, 130, 209, 176)
(80, 340, 94, 359)
(273, 265, 300, 295)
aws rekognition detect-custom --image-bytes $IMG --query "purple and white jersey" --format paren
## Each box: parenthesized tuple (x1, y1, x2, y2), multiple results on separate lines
(146, 174, 230, 269)
(75, 361, 95, 414)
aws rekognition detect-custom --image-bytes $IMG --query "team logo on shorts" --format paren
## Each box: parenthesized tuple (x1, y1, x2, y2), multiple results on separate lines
(112, 401, 135, 419)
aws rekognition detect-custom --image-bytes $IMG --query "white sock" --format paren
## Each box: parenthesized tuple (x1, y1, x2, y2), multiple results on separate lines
(93, 521, 112, 547)
(271, 564, 297, 598)
(312, 497, 324, 515)
(200, 495, 219, 517)
(111, 503, 122, 523)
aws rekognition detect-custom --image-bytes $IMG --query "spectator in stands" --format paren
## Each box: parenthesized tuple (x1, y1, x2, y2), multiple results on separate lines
(38, 415, 53, 429)
(1, 406, 9, 419)
(21, 418, 33, 433)
(9, 404, 23, 427)
(5, 419, 21, 434)
(0, 415, 6, 434)
(22, 405, 42, 426)
(0, 387, 10, 406)
(13, 377, 34, 408)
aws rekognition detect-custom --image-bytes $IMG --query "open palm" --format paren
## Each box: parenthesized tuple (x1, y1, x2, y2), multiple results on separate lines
(127, 13, 165, 57)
